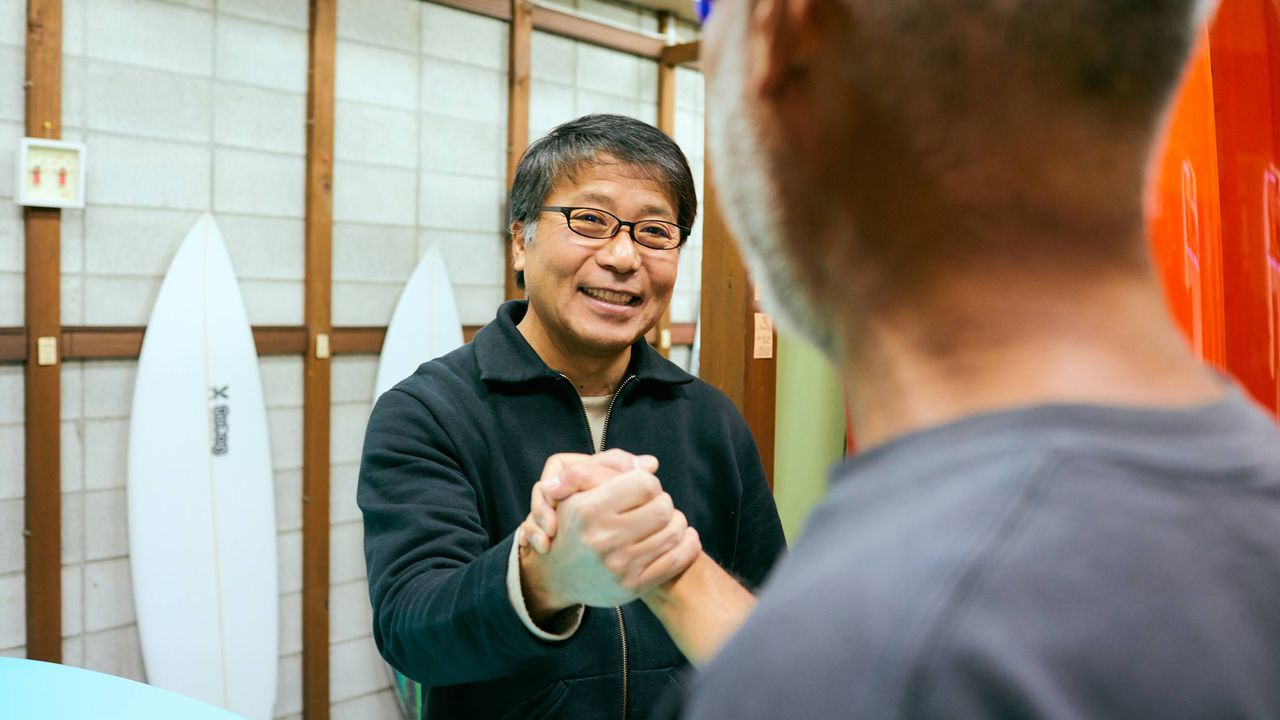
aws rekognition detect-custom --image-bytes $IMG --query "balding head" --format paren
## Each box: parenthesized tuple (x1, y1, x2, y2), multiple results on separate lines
(705, 0, 1216, 356)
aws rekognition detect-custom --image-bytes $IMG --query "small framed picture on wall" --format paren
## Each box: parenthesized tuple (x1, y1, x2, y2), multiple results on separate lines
(16, 137, 87, 209)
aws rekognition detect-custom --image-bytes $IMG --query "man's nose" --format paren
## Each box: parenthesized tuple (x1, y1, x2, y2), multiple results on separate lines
(597, 226, 642, 273)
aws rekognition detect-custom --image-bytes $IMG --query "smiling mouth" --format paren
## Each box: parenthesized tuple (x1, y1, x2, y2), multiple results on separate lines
(581, 287, 641, 306)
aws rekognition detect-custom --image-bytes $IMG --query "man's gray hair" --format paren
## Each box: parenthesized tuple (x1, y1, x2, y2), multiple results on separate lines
(508, 114, 697, 289)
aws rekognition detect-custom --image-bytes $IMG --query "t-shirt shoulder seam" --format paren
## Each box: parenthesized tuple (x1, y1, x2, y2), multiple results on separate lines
(894, 450, 1064, 719)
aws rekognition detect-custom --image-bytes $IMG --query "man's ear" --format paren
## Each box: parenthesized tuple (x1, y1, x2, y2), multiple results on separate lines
(750, 0, 822, 98)
(510, 221, 528, 273)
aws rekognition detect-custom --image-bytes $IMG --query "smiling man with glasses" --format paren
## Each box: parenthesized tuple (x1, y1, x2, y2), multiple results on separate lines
(358, 113, 785, 720)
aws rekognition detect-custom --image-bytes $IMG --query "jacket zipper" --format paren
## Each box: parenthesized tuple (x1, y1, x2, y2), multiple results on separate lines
(616, 606, 629, 720)
(559, 373, 637, 720)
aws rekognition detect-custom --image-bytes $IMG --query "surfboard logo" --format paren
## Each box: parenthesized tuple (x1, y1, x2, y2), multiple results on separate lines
(211, 386, 230, 456)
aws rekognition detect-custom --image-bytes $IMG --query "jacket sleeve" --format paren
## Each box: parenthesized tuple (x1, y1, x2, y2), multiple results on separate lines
(358, 386, 564, 687)
(725, 406, 788, 590)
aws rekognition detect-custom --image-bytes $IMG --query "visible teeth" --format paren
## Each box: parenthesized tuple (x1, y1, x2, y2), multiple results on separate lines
(583, 288, 635, 305)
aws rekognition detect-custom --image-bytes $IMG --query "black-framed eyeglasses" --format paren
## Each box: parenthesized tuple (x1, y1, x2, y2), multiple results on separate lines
(539, 206, 690, 251)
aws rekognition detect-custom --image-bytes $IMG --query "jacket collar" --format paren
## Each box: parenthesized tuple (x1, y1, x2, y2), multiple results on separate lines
(475, 300, 695, 386)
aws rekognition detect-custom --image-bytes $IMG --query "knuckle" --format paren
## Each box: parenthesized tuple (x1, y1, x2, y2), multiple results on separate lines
(578, 496, 602, 517)
(585, 529, 612, 551)
(661, 523, 683, 548)
(672, 510, 688, 531)
(565, 493, 591, 514)
(651, 494, 674, 524)
(604, 555, 627, 575)
(657, 492, 674, 514)
(642, 475, 661, 497)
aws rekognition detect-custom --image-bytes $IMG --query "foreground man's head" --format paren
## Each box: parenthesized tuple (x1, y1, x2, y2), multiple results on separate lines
(704, 0, 1219, 361)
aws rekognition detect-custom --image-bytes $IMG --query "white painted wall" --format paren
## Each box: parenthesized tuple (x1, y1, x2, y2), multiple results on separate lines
(0, 1, 706, 718)
(0, 0, 26, 668)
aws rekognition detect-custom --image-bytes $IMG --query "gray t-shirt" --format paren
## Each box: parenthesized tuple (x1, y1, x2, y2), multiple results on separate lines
(687, 388, 1280, 719)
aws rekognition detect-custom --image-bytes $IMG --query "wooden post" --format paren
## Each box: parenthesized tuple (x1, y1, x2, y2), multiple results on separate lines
(303, 0, 335, 717)
(699, 161, 778, 483)
(23, 0, 63, 663)
(505, 0, 533, 301)
(653, 12, 677, 358)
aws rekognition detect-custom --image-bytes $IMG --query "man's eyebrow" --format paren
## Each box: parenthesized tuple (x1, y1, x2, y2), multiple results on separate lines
(636, 204, 676, 220)
(568, 191, 616, 208)
(566, 192, 675, 220)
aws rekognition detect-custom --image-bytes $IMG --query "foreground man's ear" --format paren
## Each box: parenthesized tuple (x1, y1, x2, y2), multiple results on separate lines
(749, 0, 824, 98)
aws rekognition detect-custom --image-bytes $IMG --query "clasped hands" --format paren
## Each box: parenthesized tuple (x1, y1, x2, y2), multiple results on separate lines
(516, 449, 702, 618)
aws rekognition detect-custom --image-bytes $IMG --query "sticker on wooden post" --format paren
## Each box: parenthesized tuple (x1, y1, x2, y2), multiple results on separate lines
(752, 313, 774, 359)
(36, 336, 58, 366)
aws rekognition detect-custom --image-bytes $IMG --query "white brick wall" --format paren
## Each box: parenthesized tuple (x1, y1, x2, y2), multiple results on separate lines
(0, 574, 24, 651)
(0, 366, 19, 657)
(215, 84, 308, 155)
(422, 3, 507, 71)
(328, 344, 371, 683)
(215, 15, 308, 94)
(0, 425, 20, 500)
(264, 354, 305, 719)
(216, 0, 308, 31)
(0, 44, 24, 122)
(339, 0, 421, 54)
(85, 0, 214, 76)
(330, 635, 392, 705)
(33, 3, 315, 715)
(338, 43, 420, 112)
(672, 69, 707, 329)
(0, 1, 24, 46)
(1, 113, 24, 325)
(85, 61, 213, 143)
(332, 689, 401, 720)
(332, 163, 418, 227)
(213, 148, 306, 218)
(0, 499, 21, 575)
(85, 134, 212, 209)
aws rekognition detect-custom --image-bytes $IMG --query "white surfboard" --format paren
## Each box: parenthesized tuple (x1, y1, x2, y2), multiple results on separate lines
(374, 246, 464, 720)
(127, 213, 278, 719)
(374, 246, 465, 398)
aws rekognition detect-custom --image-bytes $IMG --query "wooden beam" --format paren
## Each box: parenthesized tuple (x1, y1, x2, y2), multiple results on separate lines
(698, 170, 746, 415)
(0, 324, 693, 364)
(698, 159, 777, 484)
(660, 40, 699, 67)
(329, 326, 385, 355)
(60, 326, 141, 360)
(657, 14, 678, 134)
(253, 326, 308, 355)
(432, 0, 510, 21)
(0, 328, 24, 363)
(427, 0, 665, 59)
(505, 0, 533, 302)
(530, 4, 664, 59)
(669, 322, 694, 346)
(23, 0, 63, 664)
(303, 0, 335, 717)
(652, 12, 677, 358)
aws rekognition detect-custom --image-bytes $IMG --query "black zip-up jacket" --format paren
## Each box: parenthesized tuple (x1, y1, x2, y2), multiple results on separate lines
(358, 301, 786, 719)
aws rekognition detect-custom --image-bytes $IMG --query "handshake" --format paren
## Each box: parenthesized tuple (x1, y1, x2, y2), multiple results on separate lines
(515, 449, 704, 619)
